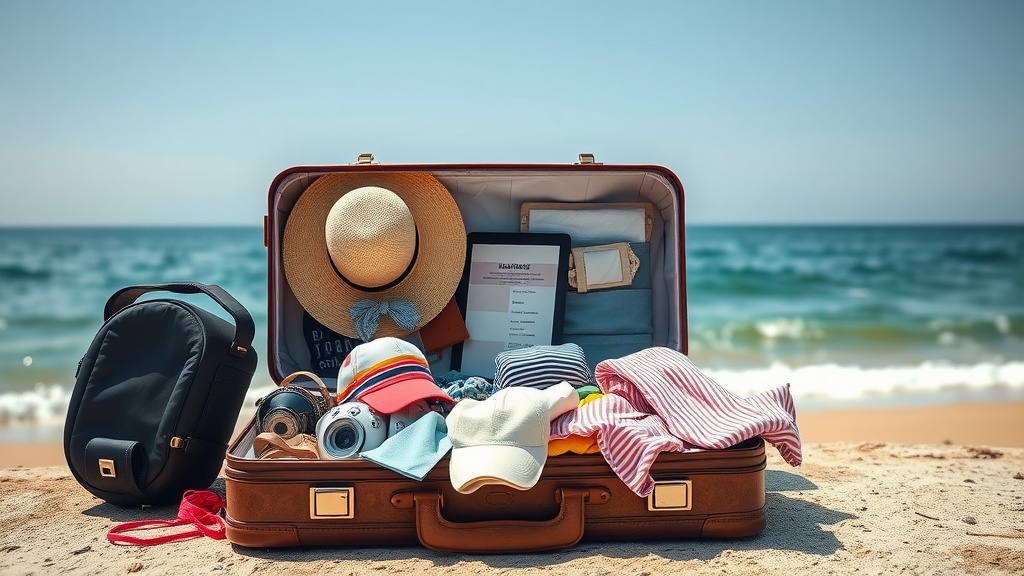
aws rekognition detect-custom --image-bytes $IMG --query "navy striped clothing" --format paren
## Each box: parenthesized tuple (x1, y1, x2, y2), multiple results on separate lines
(493, 343, 592, 390)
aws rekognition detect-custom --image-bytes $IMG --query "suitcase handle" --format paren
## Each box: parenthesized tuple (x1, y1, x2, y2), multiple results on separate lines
(408, 487, 593, 553)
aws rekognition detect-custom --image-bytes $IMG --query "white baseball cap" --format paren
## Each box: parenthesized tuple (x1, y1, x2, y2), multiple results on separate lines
(445, 382, 579, 494)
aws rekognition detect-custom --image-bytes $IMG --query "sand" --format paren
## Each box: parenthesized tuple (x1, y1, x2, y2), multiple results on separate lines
(1, 401, 1023, 575)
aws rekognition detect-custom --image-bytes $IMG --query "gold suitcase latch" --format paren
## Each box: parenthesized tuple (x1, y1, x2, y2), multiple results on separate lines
(648, 480, 692, 511)
(310, 487, 355, 520)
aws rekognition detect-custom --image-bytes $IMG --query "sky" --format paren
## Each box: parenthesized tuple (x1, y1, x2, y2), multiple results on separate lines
(0, 1, 1022, 226)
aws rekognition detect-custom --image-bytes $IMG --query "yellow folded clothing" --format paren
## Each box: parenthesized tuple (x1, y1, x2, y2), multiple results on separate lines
(548, 434, 600, 456)
(548, 392, 603, 456)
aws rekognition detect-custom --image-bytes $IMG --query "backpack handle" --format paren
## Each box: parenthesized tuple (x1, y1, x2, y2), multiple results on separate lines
(104, 282, 255, 359)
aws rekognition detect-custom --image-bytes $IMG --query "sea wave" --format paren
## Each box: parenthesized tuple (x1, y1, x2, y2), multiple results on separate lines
(942, 245, 1020, 264)
(689, 314, 1023, 350)
(3, 362, 1023, 430)
(0, 264, 52, 281)
(0, 383, 277, 430)
(0, 314, 101, 331)
(706, 361, 1024, 403)
(0, 385, 69, 427)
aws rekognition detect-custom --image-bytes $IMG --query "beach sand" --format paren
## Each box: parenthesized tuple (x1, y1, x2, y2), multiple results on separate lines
(2, 401, 1023, 575)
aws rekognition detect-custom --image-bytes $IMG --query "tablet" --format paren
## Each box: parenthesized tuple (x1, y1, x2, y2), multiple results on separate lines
(450, 232, 571, 379)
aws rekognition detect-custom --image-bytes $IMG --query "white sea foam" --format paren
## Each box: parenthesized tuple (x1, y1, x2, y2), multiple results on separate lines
(847, 288, 870, 299)
(706, 360, 1024, 409)
(0, 384, 68, 427)
(754, 318, 823, 340)
(2, 362, 1024, 433)
(0, 382, 279, 432)
(994, 315, 1011, 335)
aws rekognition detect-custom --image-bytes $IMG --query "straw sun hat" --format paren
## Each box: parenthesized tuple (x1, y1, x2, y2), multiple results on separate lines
(282, 172, 466, 342)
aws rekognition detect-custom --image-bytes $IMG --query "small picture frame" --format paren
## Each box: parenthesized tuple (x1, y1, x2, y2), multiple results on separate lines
(451, 232, 571, 379)
(569, 242, 640, 293)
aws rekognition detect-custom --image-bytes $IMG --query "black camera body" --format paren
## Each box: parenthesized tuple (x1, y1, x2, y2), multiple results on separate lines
(256, 386, 329, 439)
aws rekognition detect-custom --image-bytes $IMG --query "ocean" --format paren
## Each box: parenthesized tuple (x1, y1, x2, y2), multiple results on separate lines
(1, 225, 1022, 441)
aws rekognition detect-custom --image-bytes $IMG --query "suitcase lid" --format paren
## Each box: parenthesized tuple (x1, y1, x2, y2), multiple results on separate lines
(263, 154, 687, 388)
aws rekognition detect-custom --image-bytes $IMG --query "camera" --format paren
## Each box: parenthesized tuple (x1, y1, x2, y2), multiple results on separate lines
(387, 400, 431, 437)
(316, 402, 388, 460)
(256, 386, 329, 439)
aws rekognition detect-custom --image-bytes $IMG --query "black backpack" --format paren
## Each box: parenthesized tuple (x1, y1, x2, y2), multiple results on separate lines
(64, 283, 257, 507)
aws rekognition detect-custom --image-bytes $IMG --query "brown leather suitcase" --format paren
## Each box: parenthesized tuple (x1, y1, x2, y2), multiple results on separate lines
(223, 155, 770, 552)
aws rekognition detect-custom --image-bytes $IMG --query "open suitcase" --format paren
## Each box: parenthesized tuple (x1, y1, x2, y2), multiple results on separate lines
(223, 155, 771, 552)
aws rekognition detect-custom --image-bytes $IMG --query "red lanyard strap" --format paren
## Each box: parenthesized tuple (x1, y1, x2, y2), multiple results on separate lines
(107, 490, 226, 546)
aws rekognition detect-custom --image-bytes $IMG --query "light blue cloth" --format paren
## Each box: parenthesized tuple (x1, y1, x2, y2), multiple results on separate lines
(360, 411, 451, 481)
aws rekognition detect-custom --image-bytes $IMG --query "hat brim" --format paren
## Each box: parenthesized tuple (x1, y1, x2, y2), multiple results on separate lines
(448, 444, 547, 494)
(282, 172, 466, 340)
(358, 375, 453, 415)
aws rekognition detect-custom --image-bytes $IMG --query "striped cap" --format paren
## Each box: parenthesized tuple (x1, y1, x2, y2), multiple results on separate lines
(336, 337, 452, 414)
(493, 343, 591, 390)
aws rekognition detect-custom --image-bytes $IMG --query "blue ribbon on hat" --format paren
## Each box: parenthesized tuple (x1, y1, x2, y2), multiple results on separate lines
(350, 299, 420, 341)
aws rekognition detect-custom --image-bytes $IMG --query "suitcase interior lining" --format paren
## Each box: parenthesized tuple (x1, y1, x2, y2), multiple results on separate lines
(268, 168, 683, 390)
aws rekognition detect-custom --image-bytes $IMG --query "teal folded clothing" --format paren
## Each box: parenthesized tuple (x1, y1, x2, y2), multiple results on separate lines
(564, 334, 654, 372)
(564, 289, 653, 335)
(574, 384, 601, 400)
(360, 411, 451, 481)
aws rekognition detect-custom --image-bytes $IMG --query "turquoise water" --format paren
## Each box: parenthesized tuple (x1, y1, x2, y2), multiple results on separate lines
(1, 225, 1022, 435)
(687, 225, 1024, 367)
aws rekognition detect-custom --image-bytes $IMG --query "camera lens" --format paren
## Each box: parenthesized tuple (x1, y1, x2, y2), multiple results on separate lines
(315, 401, 388, 460)
(321, 420, 365, 459)
(331, 426, 358, 451)
(261, 409, 301, 439)
(256, 386, 327, 439)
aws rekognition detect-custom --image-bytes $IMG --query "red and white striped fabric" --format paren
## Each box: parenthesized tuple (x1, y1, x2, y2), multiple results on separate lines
(550, 347, 802, 497)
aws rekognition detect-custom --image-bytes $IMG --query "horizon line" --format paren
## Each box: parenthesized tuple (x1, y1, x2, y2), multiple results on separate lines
(2, 221, 1024, 229)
